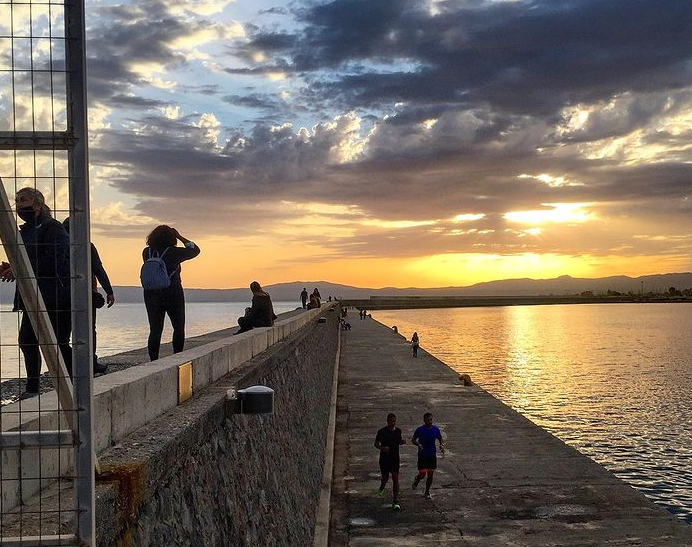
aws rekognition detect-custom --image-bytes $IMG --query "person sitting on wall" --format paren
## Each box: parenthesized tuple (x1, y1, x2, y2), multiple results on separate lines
(236, 281, 277, 334)
(307, 293, 320, 309)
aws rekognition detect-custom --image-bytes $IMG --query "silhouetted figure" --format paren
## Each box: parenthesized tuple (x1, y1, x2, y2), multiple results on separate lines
(307, 293, 320, 309)
(63, 217, 114, 374)
(0, 188, 72, 399)
(236, 281, 277, 334)
(411, 332, 420, 358)
(375, 413, 406, 511)
(311, 288, 322, 308)
(141, 225, 200, 361)
(300, 287, 308, 309)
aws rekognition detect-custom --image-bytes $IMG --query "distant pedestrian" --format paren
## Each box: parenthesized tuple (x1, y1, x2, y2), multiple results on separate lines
(236, 281, 277, 334)
(411, 332, 420, 358)
(63, 217, 115, 374)
(375, 413, 406, 510)
(300, 287, 308, 309)
(307, 293, 320, 309)
(411, 412, 445, 499)
(311, 288, 322, 308)
(141, 225, 200, 361)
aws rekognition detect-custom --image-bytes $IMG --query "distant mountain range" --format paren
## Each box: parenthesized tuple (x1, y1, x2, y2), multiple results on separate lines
(3, 273, 688, 304)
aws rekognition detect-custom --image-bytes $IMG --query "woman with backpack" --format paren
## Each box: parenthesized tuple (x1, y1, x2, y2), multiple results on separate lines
(141, 225, 200, 361)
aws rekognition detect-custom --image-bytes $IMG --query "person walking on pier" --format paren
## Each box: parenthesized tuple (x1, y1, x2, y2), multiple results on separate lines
(141, 225, 200, 361)
(375, 413, 406, 510)
(411, 332, 420, 357)
(300, 287, 308, 309)
(411, 412, 445, 499)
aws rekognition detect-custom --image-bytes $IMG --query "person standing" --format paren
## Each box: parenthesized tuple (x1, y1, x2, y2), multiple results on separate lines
(375, 413, 406, 510)
(63, 218, 114, 374)
(300, 287, 308, 309)
(0, 188, 72, 398)
(411, 332, 420, 358)
(141, 225, 200, 361)
(411, 412, 445, 499)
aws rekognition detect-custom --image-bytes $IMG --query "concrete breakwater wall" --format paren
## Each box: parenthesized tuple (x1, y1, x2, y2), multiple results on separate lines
(1, 306, 340, 546)
(95, 307, 340, 546)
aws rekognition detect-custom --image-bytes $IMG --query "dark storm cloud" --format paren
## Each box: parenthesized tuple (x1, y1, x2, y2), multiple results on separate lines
(240, 0, 692, 116)
(110, 95, 168, 109)
(84, 0, 692, 261)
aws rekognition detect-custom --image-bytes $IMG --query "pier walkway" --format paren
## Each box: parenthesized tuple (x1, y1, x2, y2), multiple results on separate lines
(329, 315, 692, 546)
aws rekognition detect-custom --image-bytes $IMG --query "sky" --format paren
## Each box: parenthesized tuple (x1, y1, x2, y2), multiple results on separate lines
(2, 0, 692, 289)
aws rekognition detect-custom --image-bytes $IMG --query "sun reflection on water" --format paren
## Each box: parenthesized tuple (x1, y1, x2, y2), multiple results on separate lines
(375, 303, 692, 523)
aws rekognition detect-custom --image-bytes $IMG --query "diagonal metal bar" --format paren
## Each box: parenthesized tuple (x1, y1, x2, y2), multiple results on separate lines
(0, 132, 76, 151)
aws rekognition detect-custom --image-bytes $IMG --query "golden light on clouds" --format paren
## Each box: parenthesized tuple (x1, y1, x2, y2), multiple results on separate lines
(504, 203, 594, 225)
(518, 173, 580, 187)
(452, 213, 485, 222)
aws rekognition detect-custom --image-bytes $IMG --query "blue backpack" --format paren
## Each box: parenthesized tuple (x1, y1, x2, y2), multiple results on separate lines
(140, 247, 177, 290)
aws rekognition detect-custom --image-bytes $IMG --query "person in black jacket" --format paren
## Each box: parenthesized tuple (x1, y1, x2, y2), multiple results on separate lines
(0, 188, 71, 398)
(62, 217, 115, 374)
(142, 225, 200, 361)
(236, 281, 277, 334)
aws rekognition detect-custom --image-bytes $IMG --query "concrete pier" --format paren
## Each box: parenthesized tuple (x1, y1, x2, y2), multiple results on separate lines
(329, 316, 692, 545)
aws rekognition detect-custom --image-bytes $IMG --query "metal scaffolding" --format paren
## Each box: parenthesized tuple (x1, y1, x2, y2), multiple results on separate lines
(0, 0, 95, 543)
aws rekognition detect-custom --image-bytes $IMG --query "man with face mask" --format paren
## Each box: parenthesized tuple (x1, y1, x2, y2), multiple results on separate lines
(0, 188, 72, 399)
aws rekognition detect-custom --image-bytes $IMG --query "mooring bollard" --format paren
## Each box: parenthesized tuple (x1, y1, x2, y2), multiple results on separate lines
(458, 374, 473, 386)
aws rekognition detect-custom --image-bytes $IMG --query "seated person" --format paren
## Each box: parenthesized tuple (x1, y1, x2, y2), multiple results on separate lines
(307, 293, 320, 309)
(236, 281, 277, 334)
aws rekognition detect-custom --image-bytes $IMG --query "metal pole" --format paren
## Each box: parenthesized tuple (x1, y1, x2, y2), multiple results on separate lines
(65, 0, 95, 540)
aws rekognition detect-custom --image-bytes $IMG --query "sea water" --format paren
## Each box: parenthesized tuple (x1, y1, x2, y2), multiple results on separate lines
(373, 303, 692, 523)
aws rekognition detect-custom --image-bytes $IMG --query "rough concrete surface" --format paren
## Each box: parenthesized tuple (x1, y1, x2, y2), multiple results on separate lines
(329, 316, 692, 546)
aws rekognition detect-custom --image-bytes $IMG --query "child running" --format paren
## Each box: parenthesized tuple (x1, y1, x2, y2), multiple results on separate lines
(411, 412, 445, 499)
(374, 413, 406, 510)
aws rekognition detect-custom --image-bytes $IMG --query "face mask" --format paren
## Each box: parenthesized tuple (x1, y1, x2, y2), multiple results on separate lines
(17, 206, 36, 222)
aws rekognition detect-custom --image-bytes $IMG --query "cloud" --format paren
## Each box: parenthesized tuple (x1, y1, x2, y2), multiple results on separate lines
(65, 0, 692, 268)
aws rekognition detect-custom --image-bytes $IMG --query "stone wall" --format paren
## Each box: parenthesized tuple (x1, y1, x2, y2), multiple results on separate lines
(95, 309, 340, 547)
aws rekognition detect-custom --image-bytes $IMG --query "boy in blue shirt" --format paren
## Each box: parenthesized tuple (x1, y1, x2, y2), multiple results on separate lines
(411, 412, 445, 499)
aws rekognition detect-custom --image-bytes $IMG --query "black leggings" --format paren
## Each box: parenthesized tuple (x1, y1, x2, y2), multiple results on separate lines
(19, 307, 73, 393)
(144, 287, 186, 361)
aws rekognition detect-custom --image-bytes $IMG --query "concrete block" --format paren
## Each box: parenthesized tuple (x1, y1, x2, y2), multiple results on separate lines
(193, 352, 213, 391)
(210, 345, 230, 382)
(251, 328, 269, 356)
(94, 385, 113, 453)
(111, 367, 178, 443)
(228, 336, 253, 373)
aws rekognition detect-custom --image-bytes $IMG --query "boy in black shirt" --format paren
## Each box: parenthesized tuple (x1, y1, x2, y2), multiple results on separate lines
(375, 413, 406, 510)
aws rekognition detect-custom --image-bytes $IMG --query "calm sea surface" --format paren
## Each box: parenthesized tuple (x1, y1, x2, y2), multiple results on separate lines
(373, 303, 692, 524)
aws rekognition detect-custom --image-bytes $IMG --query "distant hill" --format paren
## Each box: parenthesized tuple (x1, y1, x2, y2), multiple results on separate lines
(2, 273, 690, 304)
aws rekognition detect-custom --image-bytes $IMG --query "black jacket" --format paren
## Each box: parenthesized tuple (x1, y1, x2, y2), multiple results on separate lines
(14, 215, 71, 311)
(247, 292, 276, 327)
